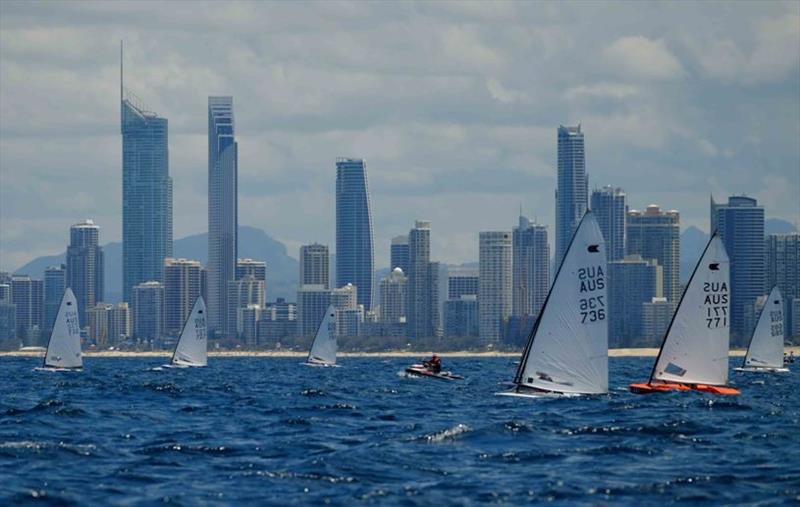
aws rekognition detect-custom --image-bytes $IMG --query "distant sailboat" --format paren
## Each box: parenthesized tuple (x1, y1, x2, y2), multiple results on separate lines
(630, 232, 740, 395)
(37, 288, 82, 371)
(498, 211, 608, 397)
(735, 286, 789, 373)
(305, 305, 339, 367)
(166, 297, 207, 368)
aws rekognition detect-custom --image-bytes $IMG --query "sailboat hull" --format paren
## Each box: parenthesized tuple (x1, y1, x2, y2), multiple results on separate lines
(495, 387, 581, 398)
(734, 366, 790, 373)
(302, 361, 340, 368)
(629, 382, 740, 395)
(34, 366, 83, 372)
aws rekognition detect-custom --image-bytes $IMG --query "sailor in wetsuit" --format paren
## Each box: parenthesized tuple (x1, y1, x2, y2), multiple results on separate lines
(423, 354, 442, 373)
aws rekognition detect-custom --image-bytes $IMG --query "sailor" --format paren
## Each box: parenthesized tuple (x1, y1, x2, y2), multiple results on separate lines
(423, 354, 442, 373)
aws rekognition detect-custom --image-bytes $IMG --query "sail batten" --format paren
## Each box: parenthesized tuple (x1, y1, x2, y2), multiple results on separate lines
(44, 289, 83, 369)
(514, 212, 608, 395)
(307, 305, 337, 365)
(650, 233, 730, 386)
(171, 297, 208, 367)
(743, 287, 784, 369)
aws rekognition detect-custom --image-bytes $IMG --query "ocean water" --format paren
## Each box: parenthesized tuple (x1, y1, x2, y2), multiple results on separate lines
(0, 357, 798, 506)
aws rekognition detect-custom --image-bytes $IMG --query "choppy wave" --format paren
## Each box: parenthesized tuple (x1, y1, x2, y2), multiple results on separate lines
(1, 356, 798, 505)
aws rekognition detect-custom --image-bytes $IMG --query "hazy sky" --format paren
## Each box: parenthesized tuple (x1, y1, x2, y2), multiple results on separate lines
(1, 0, 798, 272)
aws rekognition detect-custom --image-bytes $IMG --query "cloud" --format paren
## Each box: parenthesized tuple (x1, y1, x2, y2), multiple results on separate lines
(602, 36, 685, 81)
(0, 1, 798, 272)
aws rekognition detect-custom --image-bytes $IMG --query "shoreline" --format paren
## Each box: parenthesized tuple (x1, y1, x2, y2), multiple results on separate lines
(3, 347, 797, 358)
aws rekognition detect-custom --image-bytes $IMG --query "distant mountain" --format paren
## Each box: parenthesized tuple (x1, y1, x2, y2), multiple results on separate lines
(765, 218, 797, 235)
(14, 226, 298, 302)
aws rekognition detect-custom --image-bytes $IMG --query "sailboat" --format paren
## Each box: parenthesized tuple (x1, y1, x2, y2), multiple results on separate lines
(735, 286, 789, 373)
(498, 211, 608, 397)
(37, 288, 82, 371)
(630, 232, 739, 395)
(165, 297, 208, 368)
(305, 305, 339, 367)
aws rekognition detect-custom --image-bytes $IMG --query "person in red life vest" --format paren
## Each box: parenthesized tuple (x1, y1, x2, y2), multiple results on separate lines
(423, 354, 442, 373)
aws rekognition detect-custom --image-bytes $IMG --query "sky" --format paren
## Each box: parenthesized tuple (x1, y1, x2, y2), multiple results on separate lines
(1, 0, 799, 272)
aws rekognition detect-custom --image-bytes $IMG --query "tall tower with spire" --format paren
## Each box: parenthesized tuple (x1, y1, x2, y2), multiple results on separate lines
(120, 42, 173, 303)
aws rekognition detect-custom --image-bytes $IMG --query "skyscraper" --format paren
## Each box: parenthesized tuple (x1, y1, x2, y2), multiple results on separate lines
(390, 235, 410, 274)
(608, 255, 663, 347)
(121, 46, 172, 303)
(43, 264, 66, 335)
(711, 196, 765, 343)
(479, 231, 512, 343)
(299, 244, 329, 288)
(765, 233, 799, 340)
(626, 205, 680, 304)
(555, 125, 587, 266)
(66, 220, 104, 326)
(590, 186, 626, 261)
(407, 221, 434, 339)
(335, 158, 374, 310)
(163, 258, 203, 336)
(512, 216, 550, 318)
(132, 281, 164, 340)
(11, 275, 43, 343)
(208, 96, 238, 335)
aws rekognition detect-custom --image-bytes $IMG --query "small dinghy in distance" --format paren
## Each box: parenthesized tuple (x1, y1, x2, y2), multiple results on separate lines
(165, 297, 207, 368)
(305, 305, 340, 367)
(36, 288, 82, 372)
(405, 364, 464, 381)
(498, 211, 608, 398)
(735, 286, 789, 373)
(630, 232, 740, 395)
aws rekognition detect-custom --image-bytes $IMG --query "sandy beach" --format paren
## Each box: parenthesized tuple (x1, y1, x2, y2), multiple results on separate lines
(3, 347, 797, 358)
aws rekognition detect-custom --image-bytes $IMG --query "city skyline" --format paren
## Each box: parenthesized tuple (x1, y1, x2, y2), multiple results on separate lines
(2, 2, 798, 273)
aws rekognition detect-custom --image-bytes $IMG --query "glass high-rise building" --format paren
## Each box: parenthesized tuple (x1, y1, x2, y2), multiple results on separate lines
(132, 281, 164, 340)
(711, 195, 765, 343)
(121, 49, 172, 303)
(626, 205, 680, 304)
(590, 186, 626, 261)
(512, 216, 550, 319)
(390, 235, 410, 274)
(335, 158, 374, 310)
(66, 220, 104, 326)
(607, 255, 663, 348)
(208, 96, 238, 335)
(555, 125, 587, 266)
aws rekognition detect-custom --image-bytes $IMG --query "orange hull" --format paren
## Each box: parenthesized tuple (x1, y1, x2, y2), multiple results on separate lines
(629, 382, 740, 395)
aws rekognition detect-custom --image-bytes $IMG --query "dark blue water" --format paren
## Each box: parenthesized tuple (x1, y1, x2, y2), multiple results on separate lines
(1, 357, 798, 505)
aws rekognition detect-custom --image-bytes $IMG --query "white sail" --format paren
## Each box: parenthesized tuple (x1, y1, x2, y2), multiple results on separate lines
(171, 297, 208, 367)
(743, 286, 784, 369)
(514, 212, 608, 394)
(652, 234, 730, 385)
(307, 305, 337, 365)
(44, 288, 83, 369)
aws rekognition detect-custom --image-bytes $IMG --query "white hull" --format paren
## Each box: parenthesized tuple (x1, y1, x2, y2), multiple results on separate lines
(495, 387, 581, 398)
(734, 366, 790, 373)
(34, 366, 82, 372)
(302, 361, 340, 368)
(163, 363, 204, 369)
